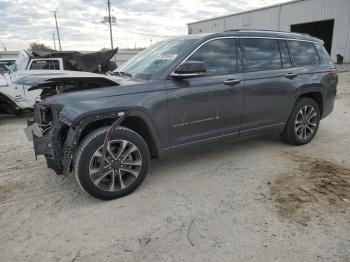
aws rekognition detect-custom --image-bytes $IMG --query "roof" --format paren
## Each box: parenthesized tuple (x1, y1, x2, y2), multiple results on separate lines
(187, 0, 307, 25)
(180, 29, 323, 43)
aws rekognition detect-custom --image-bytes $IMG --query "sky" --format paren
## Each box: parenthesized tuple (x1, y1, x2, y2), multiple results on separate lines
(0, 0, 292, 51)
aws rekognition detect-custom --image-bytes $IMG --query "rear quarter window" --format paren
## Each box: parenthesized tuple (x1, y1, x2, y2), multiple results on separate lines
(314, 43, 331, 64)
(286, 40, 320, 67)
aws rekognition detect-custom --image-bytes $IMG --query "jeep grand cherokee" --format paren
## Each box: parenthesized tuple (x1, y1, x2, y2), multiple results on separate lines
(23, 30, 338, 200)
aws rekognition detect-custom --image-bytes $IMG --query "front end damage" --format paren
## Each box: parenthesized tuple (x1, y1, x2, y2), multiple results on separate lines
(27, 103, 72, 174)
(27, 102, 127, 175)
(16, 70, 123, 174)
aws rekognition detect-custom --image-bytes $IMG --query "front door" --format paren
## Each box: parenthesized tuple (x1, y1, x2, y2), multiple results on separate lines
(166, 38, 245, 147)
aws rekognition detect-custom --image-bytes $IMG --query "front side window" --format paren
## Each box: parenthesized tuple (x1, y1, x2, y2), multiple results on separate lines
(188, 38, 237, 76)
(287, 40, 320, 67)
(30, 60, 60, 70)
(242, 38, 282, 72)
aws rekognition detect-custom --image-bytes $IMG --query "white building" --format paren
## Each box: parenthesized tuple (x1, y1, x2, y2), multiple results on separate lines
(188, 0, 350, 63)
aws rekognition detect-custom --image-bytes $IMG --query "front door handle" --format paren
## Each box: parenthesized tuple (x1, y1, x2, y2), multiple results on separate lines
(284, 73, 298, 79)
(224, 79, 241, 86)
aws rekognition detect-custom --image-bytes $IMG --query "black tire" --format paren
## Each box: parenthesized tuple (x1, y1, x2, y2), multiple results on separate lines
(74, 126, 150, 200)
(0, 94, 16, 114)
(281, 97, 320, 146)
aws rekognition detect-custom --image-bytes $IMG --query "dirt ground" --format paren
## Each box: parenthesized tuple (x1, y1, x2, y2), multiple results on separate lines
(1, 73, 350, 262)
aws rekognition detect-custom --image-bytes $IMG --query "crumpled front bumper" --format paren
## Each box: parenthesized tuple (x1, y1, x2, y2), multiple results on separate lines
(27, 104, 67, 174)
(27, 104, 129, 176)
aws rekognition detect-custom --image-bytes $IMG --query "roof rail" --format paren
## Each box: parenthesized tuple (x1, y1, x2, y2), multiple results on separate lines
(224, 29, 311, 37)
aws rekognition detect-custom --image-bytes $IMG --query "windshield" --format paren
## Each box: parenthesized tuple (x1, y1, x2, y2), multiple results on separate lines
(114, 38, 198, 80)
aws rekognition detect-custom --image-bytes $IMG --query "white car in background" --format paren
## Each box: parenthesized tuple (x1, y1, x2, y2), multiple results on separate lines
(0, 48, 117, 114)
(0, 50, 64, 114)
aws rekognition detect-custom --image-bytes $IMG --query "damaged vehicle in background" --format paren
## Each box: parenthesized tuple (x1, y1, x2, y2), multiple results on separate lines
(0, 49, 118, 114)
(20, 30, 337, 200)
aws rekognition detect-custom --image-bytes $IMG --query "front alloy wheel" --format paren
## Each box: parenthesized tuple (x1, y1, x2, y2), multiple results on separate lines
(89, 140, 143, 192)
(74, 126, 150, 200)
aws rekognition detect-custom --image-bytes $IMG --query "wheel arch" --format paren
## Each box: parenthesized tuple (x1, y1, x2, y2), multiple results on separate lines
(74, 109, 163, 159)
(298, 91, 323, 117)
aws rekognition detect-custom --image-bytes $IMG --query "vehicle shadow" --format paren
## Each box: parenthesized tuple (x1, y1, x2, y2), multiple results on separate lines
(66, 134, 283, 204)
(150, 135, 282, 174)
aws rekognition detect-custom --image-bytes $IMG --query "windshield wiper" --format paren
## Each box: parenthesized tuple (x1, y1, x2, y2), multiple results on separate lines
(112, 71, 132, 78)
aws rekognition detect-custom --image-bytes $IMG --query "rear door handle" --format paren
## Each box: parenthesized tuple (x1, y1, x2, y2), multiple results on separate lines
(284, 73, 298, 79)
(224, 79, 241, 86)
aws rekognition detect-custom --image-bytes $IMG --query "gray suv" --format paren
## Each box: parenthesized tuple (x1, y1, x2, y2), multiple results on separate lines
(24, 30, 338, 200)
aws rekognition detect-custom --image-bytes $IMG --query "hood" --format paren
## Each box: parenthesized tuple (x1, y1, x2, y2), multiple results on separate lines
(14, 70, 120, 90)
(40, 76, 163, 123)
(13, 70, 125, 100)
(14, 70, 160, 121)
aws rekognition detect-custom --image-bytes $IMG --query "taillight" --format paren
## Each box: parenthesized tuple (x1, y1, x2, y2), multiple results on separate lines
(330, 68, 338, 77)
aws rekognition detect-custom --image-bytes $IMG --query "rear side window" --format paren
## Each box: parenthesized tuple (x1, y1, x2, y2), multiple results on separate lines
(189, 38, 237, 76)
(286, 41, 320, 67)
(242, 38, 281, 72)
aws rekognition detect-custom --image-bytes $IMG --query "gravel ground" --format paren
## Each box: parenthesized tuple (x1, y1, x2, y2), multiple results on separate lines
(1, 73, 350, 262)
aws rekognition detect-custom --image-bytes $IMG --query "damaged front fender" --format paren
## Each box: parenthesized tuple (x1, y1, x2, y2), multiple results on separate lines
(57, 111, 128, 176)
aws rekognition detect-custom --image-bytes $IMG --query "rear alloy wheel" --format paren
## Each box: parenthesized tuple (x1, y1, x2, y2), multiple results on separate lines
(74, 126, 150, 200)
(294, 105, 318, 141)
(281, 97, 320, 145)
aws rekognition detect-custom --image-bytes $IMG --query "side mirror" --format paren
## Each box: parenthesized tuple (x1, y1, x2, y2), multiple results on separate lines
(170, 61, 206, 79)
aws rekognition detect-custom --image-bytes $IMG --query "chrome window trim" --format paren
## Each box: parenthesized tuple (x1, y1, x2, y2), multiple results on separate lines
(169, 35, 322, 77)
(170, 72, 205, 78)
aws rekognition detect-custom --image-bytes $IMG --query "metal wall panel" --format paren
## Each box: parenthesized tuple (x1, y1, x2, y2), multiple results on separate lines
(188, 0, 350, 62)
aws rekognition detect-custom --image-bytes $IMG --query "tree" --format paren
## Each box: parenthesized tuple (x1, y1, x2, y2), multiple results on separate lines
(29, 42, 51, 50)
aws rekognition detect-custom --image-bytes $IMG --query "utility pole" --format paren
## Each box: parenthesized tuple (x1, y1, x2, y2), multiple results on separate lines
(52, 33, 57, 50)
(54, 11, 62, 51)
(0, 37, 6, 52)
(107, 0, 114, 49)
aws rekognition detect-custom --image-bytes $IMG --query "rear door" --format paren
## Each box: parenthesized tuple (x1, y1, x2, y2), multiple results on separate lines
(166, 38, 245, 147)
(240, 38, 299, 134)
